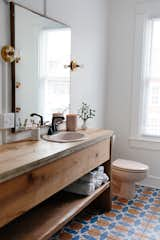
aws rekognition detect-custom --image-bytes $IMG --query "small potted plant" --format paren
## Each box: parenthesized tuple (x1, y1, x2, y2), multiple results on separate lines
(78, 102, 96, 130)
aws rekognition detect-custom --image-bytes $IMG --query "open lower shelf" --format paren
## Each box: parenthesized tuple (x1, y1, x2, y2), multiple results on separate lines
(0, 182, 110, 240)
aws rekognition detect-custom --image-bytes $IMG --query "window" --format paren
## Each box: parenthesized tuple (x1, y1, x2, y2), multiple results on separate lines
(130, 1, 160, 148)
(141, 19, 160, 137)
(39, 28, 71, 120)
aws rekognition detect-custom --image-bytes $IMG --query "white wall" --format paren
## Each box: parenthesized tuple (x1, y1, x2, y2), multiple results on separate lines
(47, 0, 109, 128)
(106, 0, 160, 187)
(0, 0, 109, 136)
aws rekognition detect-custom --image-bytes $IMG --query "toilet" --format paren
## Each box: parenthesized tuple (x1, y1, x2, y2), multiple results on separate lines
(112, 159, 149, 199)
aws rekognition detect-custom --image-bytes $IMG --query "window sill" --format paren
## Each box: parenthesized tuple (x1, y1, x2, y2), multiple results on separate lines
(128, 137, 160, 150)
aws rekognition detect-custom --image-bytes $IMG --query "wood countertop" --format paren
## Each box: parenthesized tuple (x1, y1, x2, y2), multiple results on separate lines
(0, 129, 113, 184)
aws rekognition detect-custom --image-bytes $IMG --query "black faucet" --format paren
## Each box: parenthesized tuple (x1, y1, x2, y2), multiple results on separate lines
(30, 113, 44, 126)
(48, 116, 65, 135)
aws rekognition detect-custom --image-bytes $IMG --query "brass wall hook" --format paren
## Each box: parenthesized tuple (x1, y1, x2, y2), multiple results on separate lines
(64, 60, 82, 71)
(1, 45, 21, 63)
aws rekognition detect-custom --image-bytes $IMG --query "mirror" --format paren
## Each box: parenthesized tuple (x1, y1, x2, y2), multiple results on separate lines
(10, 3, 71, 131)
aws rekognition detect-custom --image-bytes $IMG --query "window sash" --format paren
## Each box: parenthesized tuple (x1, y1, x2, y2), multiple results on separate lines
(141, 18, 160, 137)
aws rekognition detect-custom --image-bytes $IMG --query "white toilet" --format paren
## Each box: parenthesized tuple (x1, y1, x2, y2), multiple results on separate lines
(112, 159, 149, 199)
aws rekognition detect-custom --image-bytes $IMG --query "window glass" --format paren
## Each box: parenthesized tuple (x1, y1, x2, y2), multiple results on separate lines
(142, 19, 160, 136)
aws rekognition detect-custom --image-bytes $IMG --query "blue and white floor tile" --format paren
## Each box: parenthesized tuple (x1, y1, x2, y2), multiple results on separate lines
(50, 186, 160, 240)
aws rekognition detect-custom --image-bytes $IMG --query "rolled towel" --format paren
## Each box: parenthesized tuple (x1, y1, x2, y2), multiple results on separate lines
(65, 181, 96, 196)
(96, 172, 109, 184)
(102, 173, 109, 183)
(95, 179, 103, 188)
(97, 166, 104, 174)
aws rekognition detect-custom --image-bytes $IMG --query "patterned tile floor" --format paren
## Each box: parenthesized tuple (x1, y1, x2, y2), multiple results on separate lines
(50, 186, 160, 240)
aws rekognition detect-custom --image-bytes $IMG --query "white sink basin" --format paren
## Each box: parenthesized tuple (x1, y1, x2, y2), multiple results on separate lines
(42, 131, 88, 143)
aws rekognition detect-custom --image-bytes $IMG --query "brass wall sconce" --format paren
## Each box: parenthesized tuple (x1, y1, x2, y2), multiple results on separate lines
(65, 60, 83, 71)
(1, 45, 21, 63)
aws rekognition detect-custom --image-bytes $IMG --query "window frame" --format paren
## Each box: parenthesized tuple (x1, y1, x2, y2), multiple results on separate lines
(130, 0, 160, 149)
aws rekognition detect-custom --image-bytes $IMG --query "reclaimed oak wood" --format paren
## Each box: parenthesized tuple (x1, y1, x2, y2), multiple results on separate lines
(0, 139, 110, 228)
(0, 183, 110, 240)
(0, 129, 113, 183)
(99, 136, 113, 211)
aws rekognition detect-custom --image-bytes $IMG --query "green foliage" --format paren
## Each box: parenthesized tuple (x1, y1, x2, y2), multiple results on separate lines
(78, 102, 96, 121)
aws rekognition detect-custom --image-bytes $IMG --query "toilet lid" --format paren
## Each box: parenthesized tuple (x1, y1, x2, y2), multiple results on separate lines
(112, 159, 149, 172)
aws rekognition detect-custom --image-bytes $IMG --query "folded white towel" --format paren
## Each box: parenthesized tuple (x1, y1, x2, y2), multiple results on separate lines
(96, 172, 109, 184)
(64, 166, 109, 196)
(80, 171, 97, 183)
(65, 181, 95, 196)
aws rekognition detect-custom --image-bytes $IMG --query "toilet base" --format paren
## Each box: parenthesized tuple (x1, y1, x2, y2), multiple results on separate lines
(112, 178, 136, 200)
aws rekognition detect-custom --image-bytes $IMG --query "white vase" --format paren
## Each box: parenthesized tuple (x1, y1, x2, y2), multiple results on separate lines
(81, 120, 87, 130)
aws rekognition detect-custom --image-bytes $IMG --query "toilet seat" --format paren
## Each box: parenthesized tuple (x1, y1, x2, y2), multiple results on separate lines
(112, 159, 149, 173)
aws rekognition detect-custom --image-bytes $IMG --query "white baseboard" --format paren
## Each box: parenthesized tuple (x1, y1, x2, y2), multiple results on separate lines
(137, 175, 160, 189)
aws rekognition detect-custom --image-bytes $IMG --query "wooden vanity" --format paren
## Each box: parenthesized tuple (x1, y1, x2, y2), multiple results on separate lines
(0, 129, 113, 240)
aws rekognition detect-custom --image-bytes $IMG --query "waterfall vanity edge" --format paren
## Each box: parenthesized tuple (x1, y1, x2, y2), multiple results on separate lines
(0, 129, 113, 240)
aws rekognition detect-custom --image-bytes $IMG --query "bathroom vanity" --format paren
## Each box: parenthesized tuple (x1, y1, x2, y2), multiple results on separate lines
(0, 129, 113, 240)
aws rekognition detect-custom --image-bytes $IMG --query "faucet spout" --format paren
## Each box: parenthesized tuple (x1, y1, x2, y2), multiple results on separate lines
(30, 113, 44, 126)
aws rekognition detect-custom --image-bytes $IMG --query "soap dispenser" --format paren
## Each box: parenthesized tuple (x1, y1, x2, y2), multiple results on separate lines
(31, 126, 40, 141)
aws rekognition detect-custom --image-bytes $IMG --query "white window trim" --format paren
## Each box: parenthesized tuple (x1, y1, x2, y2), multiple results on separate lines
(130, 0, 160, 150)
